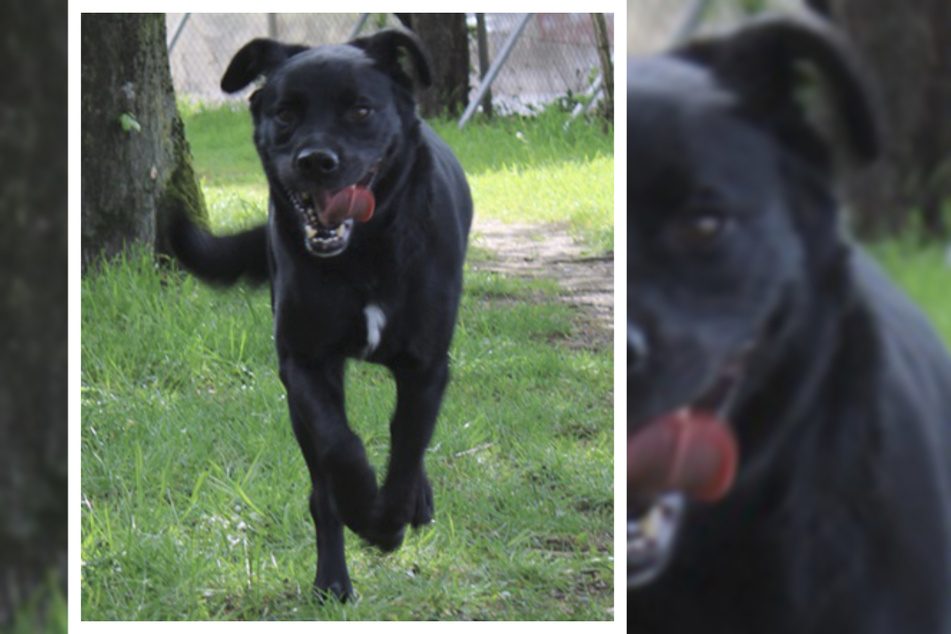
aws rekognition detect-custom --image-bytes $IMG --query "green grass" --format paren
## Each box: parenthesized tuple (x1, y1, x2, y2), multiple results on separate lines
(5, 575, 67, 634)
(81, 108, 614, 621)
(867, 239, 951, 347)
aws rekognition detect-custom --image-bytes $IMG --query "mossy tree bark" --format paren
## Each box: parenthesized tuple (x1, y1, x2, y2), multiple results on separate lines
(1, 0, 67, 624)
(808, 0, 951, 240)
(81, 13, 206, 271)
(396, 13, 470, 118)
(591, 13, 614, 127)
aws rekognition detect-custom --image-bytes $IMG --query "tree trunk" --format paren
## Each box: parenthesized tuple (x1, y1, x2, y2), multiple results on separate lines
(396, 13, 470, 118)
(81, 13, 206, 271)
(808, 0, 951, 240)
(1, 0, 67, 624)
(591, 13, 614, 126)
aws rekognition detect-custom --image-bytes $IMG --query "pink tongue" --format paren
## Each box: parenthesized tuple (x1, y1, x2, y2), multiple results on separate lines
(628, 410, 738, 503)
(317, 186, 375, 226)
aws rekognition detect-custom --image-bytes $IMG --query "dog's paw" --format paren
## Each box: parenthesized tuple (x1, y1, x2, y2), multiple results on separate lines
(361, 521, 406, 553)
(358, 498, 409, 552)
(411, 474, 435, 528)
(313, 575, 354, 604)
(361, 471, 433, 549)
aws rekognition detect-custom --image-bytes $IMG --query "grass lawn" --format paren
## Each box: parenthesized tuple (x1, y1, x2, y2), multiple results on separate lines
(80, 107, 615, 620)
(7, 578, 67, 634)
(868, 239, 951, 347)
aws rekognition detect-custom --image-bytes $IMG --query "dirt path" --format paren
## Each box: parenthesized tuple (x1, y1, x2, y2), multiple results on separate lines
(472, 218, 614, 351)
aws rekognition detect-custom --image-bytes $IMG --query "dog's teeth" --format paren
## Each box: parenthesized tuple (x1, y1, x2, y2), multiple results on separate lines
(642, 504, 664, 540)
(305, 225, 317, 239)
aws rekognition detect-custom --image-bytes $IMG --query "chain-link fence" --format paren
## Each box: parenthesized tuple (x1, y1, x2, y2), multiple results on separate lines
(166, 13, 614, 117)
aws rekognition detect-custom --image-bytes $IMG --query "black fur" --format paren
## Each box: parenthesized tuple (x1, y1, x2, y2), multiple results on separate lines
(169, 29, 472, 602)
(627, 17, 951, 633)
(167, 211, 268, 285)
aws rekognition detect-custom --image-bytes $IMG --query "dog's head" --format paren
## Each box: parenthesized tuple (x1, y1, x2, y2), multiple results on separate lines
(627, 16, 881, 585)
(220, 29, 432, 257)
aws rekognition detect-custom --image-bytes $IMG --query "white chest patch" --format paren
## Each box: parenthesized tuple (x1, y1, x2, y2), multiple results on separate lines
(363, 303, 386, 357)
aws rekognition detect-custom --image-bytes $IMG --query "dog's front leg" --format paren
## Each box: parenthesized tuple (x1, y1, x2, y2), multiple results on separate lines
(309, 465, 353, 601)
(280, 354, 379, 601)
(364, 361, 449, 551)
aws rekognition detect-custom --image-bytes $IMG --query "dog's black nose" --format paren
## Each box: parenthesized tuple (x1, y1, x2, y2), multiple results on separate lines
(628, 323, 649, 373)
(296, 148, 340, 175)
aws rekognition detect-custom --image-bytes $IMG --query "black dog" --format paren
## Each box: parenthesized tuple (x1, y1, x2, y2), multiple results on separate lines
(169, 29, 472, 601)
(627, 17, 951, 633)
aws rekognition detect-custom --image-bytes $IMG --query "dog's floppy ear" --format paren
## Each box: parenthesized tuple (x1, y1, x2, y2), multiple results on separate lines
(220, 38, 310, 94)
(676, 16, 882, 166)
(349, 28, 433, 91)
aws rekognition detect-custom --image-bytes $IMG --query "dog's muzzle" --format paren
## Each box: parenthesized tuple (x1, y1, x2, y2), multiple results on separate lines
(285, 163, 379, 257)
(627, 344, 754, 588)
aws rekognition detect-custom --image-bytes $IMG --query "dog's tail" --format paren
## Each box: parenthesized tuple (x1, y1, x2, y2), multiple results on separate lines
(166, 209, 269, 286)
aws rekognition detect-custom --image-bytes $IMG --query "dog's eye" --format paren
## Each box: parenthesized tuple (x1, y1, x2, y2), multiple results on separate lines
(274, 108, 297, 127)
(669, 214, 727, 250)
(347, 106, 372, 122)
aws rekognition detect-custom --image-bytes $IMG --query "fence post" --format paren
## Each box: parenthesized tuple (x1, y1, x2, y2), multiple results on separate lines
(670, 0, 712, 45)
(475, 13, 493, 119)
(459, 13, 533, 129)
(167, 13, 191, 54)
(349, 13, 371, 40)
(568, 75, 604, 125)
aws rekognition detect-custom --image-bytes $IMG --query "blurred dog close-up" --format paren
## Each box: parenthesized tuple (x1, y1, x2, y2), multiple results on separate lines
(627, 15, 951, 634)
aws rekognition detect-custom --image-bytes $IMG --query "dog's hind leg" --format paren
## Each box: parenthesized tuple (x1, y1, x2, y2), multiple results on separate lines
(281, 355, 379, 599)
(364, 361, 449, 551)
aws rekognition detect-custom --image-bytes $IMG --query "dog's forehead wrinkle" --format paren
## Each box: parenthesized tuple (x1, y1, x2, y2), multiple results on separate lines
(629, 105, 753, 211)
(271, 48, 378, 97)
(629, 19, 951, 622)
(286, 44, 370, 68)
(679, 118, 789, 213)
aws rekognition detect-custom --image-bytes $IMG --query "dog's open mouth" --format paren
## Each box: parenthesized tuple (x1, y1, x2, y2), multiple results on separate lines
(287, 167, 378, 257)
(627, 349, 752, 588)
